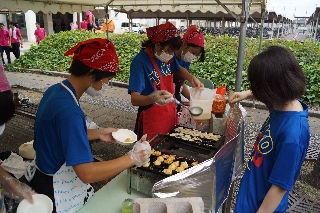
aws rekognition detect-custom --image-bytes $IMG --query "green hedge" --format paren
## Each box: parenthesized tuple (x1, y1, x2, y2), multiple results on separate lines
(7, 30, 320, 106)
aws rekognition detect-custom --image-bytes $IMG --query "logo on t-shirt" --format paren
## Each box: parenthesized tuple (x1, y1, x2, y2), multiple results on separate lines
(247, 116, 274, 169)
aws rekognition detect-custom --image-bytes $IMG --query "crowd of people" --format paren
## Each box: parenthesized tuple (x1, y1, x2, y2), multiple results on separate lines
(0, 21, 46, 67)
(0, 22, 24, 67)
(0, 21, 311, 213)
(81, 14, 115, 34)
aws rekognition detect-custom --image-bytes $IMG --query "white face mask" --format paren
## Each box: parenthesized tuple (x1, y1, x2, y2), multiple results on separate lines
(100, 82, 108, 94)
(155, 50, 174, 63)
(85, 81, 108, 97)
(181, 51, 197, 62)
(0, 124, 5, 135)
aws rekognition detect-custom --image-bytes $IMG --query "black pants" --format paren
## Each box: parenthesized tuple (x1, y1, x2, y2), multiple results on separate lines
(11, 42, 20, 59)
(0, 46, 11, 64)
(27, 169, 57, 213)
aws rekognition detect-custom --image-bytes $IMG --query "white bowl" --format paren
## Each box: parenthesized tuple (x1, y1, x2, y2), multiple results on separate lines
(17, 194, 53, 213)
(112, 129, 137, 145)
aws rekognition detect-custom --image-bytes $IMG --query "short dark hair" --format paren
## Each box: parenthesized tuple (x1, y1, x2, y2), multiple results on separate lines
(0, 23, 4, 26)
(142, 36, 182, 53)
(68, 60, 116, 82)
(248, 46, 306, 108)
(0, 90, 15, 125)
(35, 22, 40, 25)
(9, 22, 15, 26)
(187, 43, 205, 62)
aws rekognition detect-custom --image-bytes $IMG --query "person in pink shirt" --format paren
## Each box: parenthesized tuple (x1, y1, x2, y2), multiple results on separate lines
(0, 23, 11, 66)
(9, 22, 23, 59)
(34, 22, 46, 44)
(80, 19, 87, 30)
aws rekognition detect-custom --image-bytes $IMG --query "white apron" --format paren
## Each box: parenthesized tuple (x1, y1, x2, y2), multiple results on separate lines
(53, 163, 94, 213)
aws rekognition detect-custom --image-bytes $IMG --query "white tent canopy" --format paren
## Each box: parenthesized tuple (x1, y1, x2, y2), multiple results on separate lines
(0, 1, 93, 14)
(1, 0, 265, 17)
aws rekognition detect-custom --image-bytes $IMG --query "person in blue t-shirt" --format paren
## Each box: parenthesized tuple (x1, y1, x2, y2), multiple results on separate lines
(229, 46, 310, 213)
(172, 25, 205, 108)
(128, 22, 203, 144)
(28, 38, 151, 213)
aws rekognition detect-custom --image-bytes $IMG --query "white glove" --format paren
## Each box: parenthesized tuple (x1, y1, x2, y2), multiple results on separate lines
(149, 90, 172, 106)
(127, 134, 151, 167)
(1, 174, 36, 203)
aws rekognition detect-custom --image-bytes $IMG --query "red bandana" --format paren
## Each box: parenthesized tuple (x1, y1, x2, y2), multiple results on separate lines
(182, 25, 204, 47)
(64, 38, 119, 72)
(146, 22, 179, 44)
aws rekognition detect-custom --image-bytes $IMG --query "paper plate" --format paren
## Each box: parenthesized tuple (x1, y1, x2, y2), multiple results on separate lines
(112, 129, 137, 145)
(17, 194, 53, 213)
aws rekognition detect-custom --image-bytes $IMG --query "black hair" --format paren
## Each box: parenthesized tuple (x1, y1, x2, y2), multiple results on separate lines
(68, 60, 116, 82)
(0, 23, 4, 26)
(35, 22, 40, 25)
(248, 46, 305, 109)
(187, 43, 205, 62)
(142, 36, 182, 53)
(0, 90, 15, 125)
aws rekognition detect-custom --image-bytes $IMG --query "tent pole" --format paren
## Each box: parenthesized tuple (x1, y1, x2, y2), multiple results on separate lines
(234, 0, 248, 92)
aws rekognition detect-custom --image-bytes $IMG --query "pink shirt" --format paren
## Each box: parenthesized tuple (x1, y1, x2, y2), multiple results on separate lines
(9, 28, 21, 43)
(34, 28, 46, 42)
(0, 30, 10, 46)
(81, 21, 87, 30)
(71, 24, 78, 30)
(0, 66, 11, 92)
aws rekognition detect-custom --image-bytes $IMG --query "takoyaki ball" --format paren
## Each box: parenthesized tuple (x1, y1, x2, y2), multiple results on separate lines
(163, 169, 173, 175)
(164, 159, 173, 165)
(157, 156, 164, 162)
(168, 163, 177, 170)
(180, 161, 188, 169)
(169, 155, 176, 159)
(162, 154, 169, 159)
(154, 151, 161, 157)
(175, 167, 185, 173)
(153, 160, 161, 166)
(173, 161, 180, 167)
(142, 162, 150, 167)
(191, 161, 198, 166)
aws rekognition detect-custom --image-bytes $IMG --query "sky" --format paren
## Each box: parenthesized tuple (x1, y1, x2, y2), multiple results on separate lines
(267, 0, 319, 19)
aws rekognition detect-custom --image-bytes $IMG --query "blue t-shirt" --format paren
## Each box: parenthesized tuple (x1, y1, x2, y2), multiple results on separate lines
(128, 48, 180, 95)
(34, 80, 93, 174)
(234, 100, 310, 213)
(172, 54, 191, 102)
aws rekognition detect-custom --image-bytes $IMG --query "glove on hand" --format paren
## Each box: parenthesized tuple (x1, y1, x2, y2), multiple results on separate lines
(1, 175, 35, 203)
(149, 90, 172, 106)
(127, 134, 151, 167)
